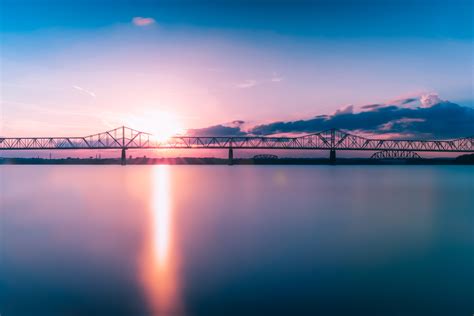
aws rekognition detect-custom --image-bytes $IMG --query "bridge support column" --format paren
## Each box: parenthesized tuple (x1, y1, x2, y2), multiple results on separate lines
(121, 148, 126, 166)
(329, 149, 336, 164)
(228, 148, 234, 165)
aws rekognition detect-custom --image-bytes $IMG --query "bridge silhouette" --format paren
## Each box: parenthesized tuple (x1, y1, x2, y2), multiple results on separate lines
(1, 126, 473, 165)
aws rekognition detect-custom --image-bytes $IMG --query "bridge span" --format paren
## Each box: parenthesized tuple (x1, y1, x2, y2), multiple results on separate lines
(1, 126, 473, 165)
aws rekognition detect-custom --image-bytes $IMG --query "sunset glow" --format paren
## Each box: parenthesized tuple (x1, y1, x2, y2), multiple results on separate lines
(2, 1, 472, 139)
(2, 1, 474, 315)
(128, 111, 184, 142)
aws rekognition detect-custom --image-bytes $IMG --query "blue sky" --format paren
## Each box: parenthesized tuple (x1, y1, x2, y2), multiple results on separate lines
(1, 0, 473, 138)
(2, 0, 473, 39)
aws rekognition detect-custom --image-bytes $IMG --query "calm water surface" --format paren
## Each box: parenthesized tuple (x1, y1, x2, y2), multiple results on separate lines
(1, 165, 473, 315)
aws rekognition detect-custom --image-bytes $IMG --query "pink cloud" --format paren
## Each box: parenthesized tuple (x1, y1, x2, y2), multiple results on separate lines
(132, 17, 156, 27)
(420, 93, 443, 108)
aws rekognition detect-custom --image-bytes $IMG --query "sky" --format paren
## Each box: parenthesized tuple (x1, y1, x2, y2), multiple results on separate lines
(0, 0, 473, 139)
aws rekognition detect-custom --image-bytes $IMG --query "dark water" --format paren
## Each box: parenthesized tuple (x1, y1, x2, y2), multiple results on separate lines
(1, 165, 473, 316)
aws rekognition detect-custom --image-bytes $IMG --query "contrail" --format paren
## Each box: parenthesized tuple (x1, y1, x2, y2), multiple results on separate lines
(72, 85, 96, 98)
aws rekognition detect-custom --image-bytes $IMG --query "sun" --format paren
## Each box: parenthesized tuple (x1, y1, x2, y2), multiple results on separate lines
(128, 111, 184, 142)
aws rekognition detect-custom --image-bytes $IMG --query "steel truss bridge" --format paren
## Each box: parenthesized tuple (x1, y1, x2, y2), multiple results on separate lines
(1, 126, 473, 164)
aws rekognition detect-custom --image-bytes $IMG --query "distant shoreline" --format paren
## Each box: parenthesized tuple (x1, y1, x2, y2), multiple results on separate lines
(1, 156, 473, 165)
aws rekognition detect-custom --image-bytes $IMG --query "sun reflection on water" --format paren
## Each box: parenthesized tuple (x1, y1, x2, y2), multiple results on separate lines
(154, 166, 171, 267)
(141, 165, 182, 315)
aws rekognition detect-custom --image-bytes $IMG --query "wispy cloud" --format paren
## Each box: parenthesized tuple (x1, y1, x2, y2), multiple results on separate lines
(236, 79, 258, 89)
(270, 72, 284, 82)
(132, 17, 156, 27)
(236, 73, 284, 89)
(72, 85, 96, 98)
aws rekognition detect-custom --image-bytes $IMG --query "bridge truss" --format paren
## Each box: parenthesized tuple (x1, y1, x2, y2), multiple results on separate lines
(370, 150, 422, 160)
(1, 126, 473, 164)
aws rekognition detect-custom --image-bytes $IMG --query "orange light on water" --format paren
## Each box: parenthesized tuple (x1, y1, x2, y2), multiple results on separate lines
(154, 165, 171, 266)
(140, 165, 182, 315)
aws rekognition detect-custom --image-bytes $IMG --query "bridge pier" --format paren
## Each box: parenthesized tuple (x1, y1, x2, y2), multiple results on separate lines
(121, 148, 126, 166)
(329, 149, 336, 164)
(228, 148, 234, 165)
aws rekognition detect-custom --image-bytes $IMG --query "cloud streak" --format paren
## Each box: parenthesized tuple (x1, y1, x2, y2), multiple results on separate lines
(236, 79, 258, 89)
(72, 85, 96, 98)
(236, 73, 284, 88)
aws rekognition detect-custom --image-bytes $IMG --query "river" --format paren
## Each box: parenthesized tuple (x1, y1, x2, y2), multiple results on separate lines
(1, 165, 473, 315)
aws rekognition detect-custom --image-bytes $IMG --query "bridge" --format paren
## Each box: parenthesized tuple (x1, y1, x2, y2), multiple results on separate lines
(1, 126, 473, 164)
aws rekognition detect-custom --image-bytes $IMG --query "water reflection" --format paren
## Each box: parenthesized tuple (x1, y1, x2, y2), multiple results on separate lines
(2, 166, 473, 315)
(141, 165, 182, 315)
